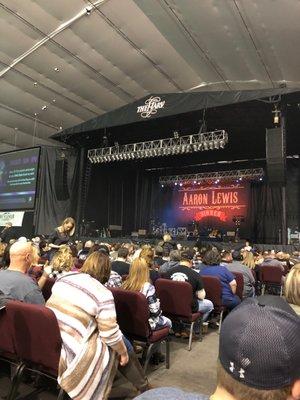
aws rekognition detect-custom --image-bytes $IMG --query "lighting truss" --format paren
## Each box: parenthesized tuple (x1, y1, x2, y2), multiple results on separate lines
(87, 130, 228, 164)
(159, 168, 264, 186)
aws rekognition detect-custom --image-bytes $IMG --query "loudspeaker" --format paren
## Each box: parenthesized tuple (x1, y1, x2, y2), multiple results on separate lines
(266, 127, 286, 185)
(54, 159, 70, 200)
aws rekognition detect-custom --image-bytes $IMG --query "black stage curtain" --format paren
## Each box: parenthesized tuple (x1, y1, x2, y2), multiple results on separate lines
(86, 160, 299, 242)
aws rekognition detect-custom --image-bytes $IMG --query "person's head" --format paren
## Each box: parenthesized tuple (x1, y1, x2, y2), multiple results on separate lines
(154, 246, 163, 257)
(232, 250, 243, 262)
(5, 222, 12, 229)
(180, 249, 194, 267)
(88, 243, 100, 255)
(122, 258, 150, 291)
(169, 250, 181, 262)
(140, 247, 154, 268)
(84, 240, 94, 249)
(285, 264, 300, 307)
(98, 244, 110, 256)
(163, 233, 172, 242)
(61, 217, 75, 236)
(203, 249, 221, 266)
(9, 241, 34, 273)
(80, 251, 111, 284)
(162, 248, 170, 259)
(52, 245, 73, 272)
(221, 250, 233, 263)
(243, 251, 255, 269)
(215, 296, 300, 400)
(117, 247, 129, 260)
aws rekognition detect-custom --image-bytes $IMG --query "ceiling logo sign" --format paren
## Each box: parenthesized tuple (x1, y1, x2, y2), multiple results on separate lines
(137, 96, 165, 118)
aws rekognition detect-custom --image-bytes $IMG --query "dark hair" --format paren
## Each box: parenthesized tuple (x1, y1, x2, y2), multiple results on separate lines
(169, 250, 181, 262)
(180, 249, 194, 261)
(232, 250, 242, 261)
(203, 249, 221, 266)
(162, 249, 170, 257)
(88, 244, 100, 256)
(117, 247, 129, 259)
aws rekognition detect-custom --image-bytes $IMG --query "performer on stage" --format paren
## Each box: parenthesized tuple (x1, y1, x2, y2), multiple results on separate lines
(48, 217, 76, 259)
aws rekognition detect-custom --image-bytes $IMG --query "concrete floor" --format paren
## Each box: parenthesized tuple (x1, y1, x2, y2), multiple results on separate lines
(0, 330, 218, 399)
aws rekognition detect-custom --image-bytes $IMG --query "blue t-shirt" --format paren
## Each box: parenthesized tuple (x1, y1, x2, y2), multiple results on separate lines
(200, 265, 235, 301)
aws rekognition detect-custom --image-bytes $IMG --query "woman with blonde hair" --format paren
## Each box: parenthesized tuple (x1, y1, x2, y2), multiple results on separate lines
(48, 245, 74, 279)
(285, 263, 300, 315)
(48, 217, 76, 259)
(46, 251, 150, 399)
(242, 250, 256, 269)
(123, 258, 171, 331)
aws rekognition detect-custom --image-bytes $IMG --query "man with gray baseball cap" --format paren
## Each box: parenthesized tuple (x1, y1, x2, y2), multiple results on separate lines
(135, 295, 300, 400)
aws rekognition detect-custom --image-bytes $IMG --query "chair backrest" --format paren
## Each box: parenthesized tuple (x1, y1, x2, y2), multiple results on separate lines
(259, 266, 283, 284)
(109, 288, 150, 340)
(42, 277, 56, 301)
(6, 301, 62, 375)
(232, 272, 244, 300)
(155, 278, 194, 318)
(0, 308, 15, 355)
(201, 275, 223, 308)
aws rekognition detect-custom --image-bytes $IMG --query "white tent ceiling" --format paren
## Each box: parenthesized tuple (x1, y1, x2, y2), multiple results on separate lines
(0, 0, 300, 153)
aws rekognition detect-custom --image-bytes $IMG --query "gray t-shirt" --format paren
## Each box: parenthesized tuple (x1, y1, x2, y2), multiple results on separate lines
(0, 270, 45, 305)
(135, 388, 209, 400)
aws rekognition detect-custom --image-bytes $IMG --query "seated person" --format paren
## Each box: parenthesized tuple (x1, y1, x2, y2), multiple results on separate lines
(47, 251, 150, 399)
(200, 249, 240, 310)
(284, 263, 300, 315)
(139, 247, 159, 283)
(47, 245, 74, 279)
(136, 295, 300, 400)
(260, 251, 285, 271)
(159, 249, 181, 275)
(164, 250, 214, 322)
(0, 241, 45, 304)
(111, 247, 130, 276)
(222, 250, 255, 298)
(153, 246, 165, 267)
(122, 258, 171, 331)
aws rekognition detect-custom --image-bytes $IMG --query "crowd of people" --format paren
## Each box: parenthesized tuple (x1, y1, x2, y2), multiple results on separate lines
(0, 222, 299, 399)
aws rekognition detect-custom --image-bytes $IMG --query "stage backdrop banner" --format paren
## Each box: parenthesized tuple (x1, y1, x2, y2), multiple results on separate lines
(172, 183, 249, 230)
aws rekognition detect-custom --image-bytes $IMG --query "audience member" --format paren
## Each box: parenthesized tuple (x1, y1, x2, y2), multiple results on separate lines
(0, 222, 16, 244)
(111, 247, 130, 276)
(47, 245, 74, 279)
(136, 295, 300, 400)
(242, 250, 256, 269)
(158, 233, 177, 253)
(159, 249, 181, 275)
(165, 250, 214, 322)
(284, 263, 300, 315)
(201, 249, 241, 310)
(222, 251, 255, 298)
(48, 217, 75, 260)
(0, 241, 44, 304)
(47, 251, 150, 399)
(140, 247, 159, 283)
(154, 245, 165, 267)
(260, 251, 285, 271)
(77, 239, 94, 261)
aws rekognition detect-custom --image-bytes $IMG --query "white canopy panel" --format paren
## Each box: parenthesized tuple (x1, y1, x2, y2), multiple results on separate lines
(0, 0, 300, 151)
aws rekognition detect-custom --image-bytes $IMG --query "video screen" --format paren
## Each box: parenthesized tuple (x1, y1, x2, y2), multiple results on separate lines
(0, 148, 40, 210)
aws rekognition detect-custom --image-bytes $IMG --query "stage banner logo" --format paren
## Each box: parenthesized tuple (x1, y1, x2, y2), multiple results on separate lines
(173, 183, 249, 228)
(137, 96, 165, 118)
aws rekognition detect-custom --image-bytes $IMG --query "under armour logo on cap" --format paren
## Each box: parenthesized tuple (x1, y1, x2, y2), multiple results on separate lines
(229, 362, 235, 373)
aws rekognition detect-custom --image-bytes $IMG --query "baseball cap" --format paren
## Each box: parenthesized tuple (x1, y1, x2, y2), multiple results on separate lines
(219, 295, 300, 390)
(180, 249, 194, 261)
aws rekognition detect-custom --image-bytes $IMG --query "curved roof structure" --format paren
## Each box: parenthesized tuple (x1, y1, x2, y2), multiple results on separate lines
(1, 0, 300, 152)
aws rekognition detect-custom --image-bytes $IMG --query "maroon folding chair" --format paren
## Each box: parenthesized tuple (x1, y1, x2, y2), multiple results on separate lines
(0, 307, 25, 400)
(259, 266, 284, 296)
(201, 275, 227, 333)
(232, 272, 244, 301)
(110, 287, 170, 373)
(6, 301, 65, 400)
(41, 277, 56, 301)
(155, 278, 202, 351)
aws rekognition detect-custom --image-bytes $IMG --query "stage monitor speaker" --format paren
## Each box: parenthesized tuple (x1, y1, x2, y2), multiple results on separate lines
(266, 127, 286, 185)
(54, 159, 70, 200)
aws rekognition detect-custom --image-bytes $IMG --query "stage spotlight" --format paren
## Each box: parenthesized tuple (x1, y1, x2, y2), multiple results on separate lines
(209, 141, 214, 150)
(193, 180, 196, 184)
(239, 177, 242, 181)
(175, 182, 178, 186)
(259, 177, 263, 181)
(161, 184, 164, 188)
(179, 183, 183, 187)
(203, 142, 209, 150)
(220, 140, 225, 148)
(214, 140, 220, 149)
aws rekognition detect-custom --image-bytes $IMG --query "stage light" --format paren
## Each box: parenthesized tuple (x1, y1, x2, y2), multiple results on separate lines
(175, 182, 178, 186)
(220, 140, 225, 148)
(193, 180, 196, 184)
(179, 183, 183, 187)
(161, 184, 164, 188)
(239, 177, 242, 181)
(259, 177, 263, 181)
